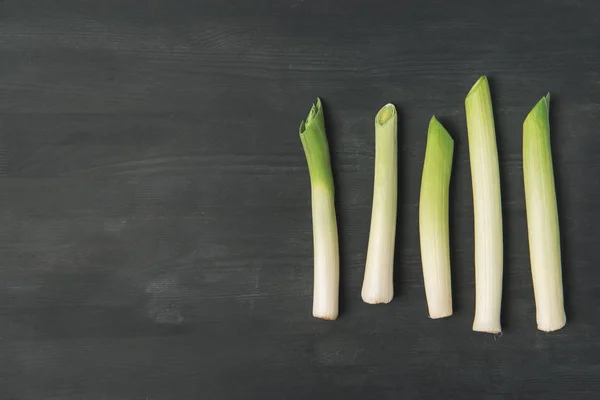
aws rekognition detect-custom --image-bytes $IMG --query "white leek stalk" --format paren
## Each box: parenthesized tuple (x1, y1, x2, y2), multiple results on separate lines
(419, 116, 454, 318)
(465, 76, 503, 333)
(300, 98, 339, 320)
(362, 104, 398, 304)
(523, 94, 566, 332)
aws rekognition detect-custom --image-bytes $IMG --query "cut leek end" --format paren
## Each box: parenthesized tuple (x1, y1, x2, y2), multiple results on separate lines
(466, 76, 489, 99)
(429, 308, 453, 320)
(429, 114, 441, 131)
(524, 93, 551, 127)
(299, 97, 323, 134)
(361, 285, 394, 305)
(313, 307, 339, 321)
(376, 103, 396, 126)
(314, 314, 337, 321)
(361, 296, 393, 305)
(537, 313, 566, 332)
(472, 320, 502, 334)
(532, 287, 566, 332)
(423, 277, 453, 319)
(427, 116, 455, 152)
(533, 286, 566, 332)
(299, 97, 333, 189)
(465, 76, 493, 121)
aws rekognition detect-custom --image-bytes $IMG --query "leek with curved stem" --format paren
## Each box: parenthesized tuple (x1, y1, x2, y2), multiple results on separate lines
(299, 98, 339, 320)
(465, 76, 503, 334)
(523, 94, 566, 332)
(419, 116, 454, 319)
(362, 104, 398, 304)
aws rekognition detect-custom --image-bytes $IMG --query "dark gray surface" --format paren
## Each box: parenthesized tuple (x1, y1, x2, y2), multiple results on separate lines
(1, 0, 600, 399)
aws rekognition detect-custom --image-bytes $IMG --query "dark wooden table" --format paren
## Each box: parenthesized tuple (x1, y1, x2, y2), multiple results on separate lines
(1, 1, 599, 398)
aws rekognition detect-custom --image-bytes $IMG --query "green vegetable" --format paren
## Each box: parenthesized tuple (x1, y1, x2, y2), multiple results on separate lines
(465, 76, 503, 333)
(419, 116, 454, 318)
(523, 94, 566, 332)
(362, 104, 398, 304)
(300, 98, 339, 320)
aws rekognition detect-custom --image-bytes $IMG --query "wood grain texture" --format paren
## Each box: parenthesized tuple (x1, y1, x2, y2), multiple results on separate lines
(1, 0, 600, 398)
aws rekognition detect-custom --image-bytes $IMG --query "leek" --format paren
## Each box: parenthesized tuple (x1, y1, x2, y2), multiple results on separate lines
(523, 94, 566, 332)
(362, 104, 398, 304)
(419, 116, 454, 318)
(465, 76, 503, 333)
(300, 98, 339, 320)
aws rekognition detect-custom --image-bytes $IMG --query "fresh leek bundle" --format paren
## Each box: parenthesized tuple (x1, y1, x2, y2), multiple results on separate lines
(362, 104, 398, 304)
(299, 98, 339, 320)
(465, 76, 503, 333)
(419, 117, 454, 318)
(523, 94, 566, 332)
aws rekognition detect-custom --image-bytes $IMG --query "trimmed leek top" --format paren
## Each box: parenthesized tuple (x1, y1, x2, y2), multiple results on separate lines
(300, 98, 334, 190)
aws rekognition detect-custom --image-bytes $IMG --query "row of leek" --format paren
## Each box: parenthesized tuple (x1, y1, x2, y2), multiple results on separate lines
(299, 76, 565, 332)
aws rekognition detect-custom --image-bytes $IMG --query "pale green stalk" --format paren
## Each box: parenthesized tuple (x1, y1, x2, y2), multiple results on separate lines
(362, 104, 398, 304)
(465, 76, 503, 333)
(419, 116, 454, 318)
(523, 94, 566, 332)
(300, 98, 339, 320)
